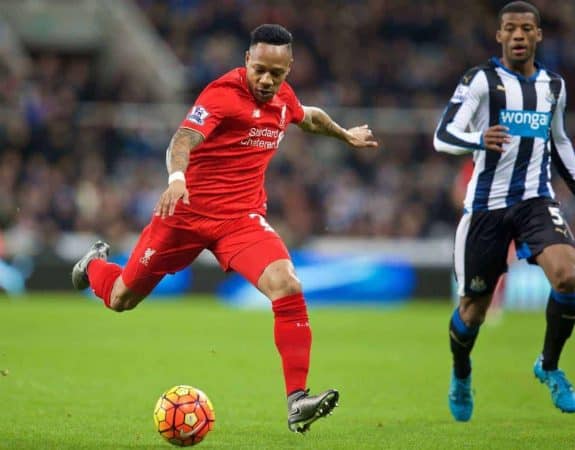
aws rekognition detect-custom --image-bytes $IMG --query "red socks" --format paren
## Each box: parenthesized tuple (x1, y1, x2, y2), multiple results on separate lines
(272, 293, 311, 396)
(86, 259, 122, 308)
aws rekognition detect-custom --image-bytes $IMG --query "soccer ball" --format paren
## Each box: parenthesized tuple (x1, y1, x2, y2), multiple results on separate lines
(153, 385, 215, 447)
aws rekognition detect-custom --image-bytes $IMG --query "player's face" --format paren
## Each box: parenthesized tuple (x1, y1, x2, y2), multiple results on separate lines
(496, 12, 542, 66)
(245, 43, 292, 103)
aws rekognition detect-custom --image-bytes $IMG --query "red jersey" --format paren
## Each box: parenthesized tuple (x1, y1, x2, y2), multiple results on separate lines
(179, 67, 305, 218)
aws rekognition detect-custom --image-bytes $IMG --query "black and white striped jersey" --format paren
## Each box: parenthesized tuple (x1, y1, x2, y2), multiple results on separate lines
(434, 57, 575, 212)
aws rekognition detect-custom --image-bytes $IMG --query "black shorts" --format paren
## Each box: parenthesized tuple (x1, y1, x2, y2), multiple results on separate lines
(454, 197, 575, 298)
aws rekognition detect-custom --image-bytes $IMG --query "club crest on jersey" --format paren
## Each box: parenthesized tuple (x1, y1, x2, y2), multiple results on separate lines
(545, 89, 557, 105)
(450, 84, 469, 104)
(187, 105, 209, 125)
(279, 104, 287, 128)
(252, 108, 261, 118)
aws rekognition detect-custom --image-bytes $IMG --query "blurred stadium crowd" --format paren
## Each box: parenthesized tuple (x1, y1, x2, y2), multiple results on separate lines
(1, 0, 575, 261)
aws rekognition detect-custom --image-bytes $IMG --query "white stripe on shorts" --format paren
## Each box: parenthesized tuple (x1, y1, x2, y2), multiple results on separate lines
(454, 213, 472, 297)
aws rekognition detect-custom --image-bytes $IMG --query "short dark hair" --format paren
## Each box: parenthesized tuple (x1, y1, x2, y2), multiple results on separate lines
(498, 1, 540, 26)
(250, 24, 293, 47)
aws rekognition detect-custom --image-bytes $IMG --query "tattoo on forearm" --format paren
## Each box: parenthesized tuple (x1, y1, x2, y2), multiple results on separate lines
(316, 115, 343, 138)
(300, 107, 345, 140)
(167, 128, 204, 173)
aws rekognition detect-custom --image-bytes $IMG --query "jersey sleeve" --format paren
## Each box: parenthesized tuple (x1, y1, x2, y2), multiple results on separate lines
(433, 69, 487, 155)
(282, 82, 305, 124)
(550, 78, 575, 194)
(180, 84, 229, 139)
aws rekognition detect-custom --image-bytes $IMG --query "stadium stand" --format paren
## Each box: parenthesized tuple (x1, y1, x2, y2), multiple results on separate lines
(0, 0, 574, 265)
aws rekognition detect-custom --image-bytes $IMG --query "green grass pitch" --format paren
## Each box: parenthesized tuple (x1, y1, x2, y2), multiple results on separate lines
(1, 294, 574, 449)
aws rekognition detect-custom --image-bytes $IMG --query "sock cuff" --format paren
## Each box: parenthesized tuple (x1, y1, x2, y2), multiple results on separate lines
(86, 258, 107, 276)
(551, 290, 575, 305)
(549, 290, 575, 312)
(272, 293, 307, 318)
(450, 308, 479, 337)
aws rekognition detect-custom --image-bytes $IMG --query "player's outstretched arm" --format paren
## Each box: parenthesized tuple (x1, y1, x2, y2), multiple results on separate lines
(155, 128, 204, 218)
(298, 106, 378, 148)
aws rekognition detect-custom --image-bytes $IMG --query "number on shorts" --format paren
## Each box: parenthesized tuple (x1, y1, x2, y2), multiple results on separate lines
(249, 213, 275, 232)
(548, 206, 565, 226)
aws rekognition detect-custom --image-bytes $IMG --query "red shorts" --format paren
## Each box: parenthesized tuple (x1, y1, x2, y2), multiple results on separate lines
(121, 212, 290, 296)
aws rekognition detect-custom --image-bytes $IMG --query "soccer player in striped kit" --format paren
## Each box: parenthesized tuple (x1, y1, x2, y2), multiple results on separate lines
(434, 1, 575, 421)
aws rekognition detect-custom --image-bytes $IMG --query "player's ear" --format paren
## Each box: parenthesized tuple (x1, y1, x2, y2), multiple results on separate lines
(496, 29, 502, 44)
(245, 50, 250, 66)
(286, 58, 293, 75)
(536, 28, 542, 43)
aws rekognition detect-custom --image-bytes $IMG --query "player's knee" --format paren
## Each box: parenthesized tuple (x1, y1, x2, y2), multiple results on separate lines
(551, 266, 575, 294)
(461, 308, 486, 327)
(109, 295, 141, 312)
(123, 299, 140, 311)
(282, 275, 302, 296)
(459, 295, 491, 326)
(108, 283, 144, 312)
(258, 260, 302, 300)
(264, 272, 302, 300)
(108, 295, 126, 312)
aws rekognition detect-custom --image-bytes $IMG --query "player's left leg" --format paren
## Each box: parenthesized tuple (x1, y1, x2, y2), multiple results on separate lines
(238, 254, 339, 433)
(514, 198, 575, 412)
(213, 214, 338, 432)
(535, 244, 575, 412)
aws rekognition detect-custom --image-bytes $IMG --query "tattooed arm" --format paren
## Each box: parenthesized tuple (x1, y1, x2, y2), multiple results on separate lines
(155, 128, 204, 218)
(298, 106, 378, 148)
(165, 128, 205, 174)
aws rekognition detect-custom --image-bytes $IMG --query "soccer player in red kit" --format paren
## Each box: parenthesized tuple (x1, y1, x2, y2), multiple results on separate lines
(72, 24, 378, 433)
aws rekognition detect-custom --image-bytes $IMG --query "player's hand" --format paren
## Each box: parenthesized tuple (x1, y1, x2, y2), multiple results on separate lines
(482, 125, 511, 153)
(154, 180, 190, 219)
(344, 124, 379, 148)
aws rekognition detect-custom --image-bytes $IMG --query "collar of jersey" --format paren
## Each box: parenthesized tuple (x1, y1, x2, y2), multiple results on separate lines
(490, 56, 542, 82)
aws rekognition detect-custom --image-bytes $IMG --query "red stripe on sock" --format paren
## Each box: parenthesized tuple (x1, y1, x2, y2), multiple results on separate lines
(87, 259, 122, 308)
(272, 293, 311, 395)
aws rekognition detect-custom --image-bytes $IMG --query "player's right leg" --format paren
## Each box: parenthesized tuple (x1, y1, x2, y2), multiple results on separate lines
(449, 209, 509, 421)
(449, 294, 490, 421)
(72, 216, 204, 311)
(72, 241, 111, 291)
(71, 236, 156, 311)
